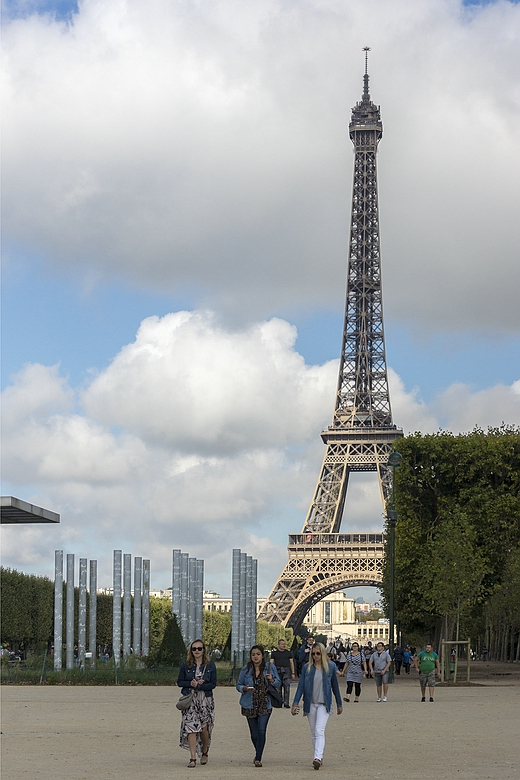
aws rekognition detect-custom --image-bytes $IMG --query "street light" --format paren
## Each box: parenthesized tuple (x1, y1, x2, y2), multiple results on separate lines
(387, 450, 402, 684)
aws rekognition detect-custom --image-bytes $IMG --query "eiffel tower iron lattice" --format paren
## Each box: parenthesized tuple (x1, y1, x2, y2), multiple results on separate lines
(258, 53, 403, 630)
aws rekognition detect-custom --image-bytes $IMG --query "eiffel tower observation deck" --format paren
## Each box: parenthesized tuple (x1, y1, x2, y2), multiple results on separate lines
(258, 51, 403, 629)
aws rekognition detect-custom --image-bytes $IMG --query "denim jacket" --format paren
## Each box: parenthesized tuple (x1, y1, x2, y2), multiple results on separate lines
(236, 663, 281, 710)
(292, 661, 342, 714)
(177, 660, 217, 697)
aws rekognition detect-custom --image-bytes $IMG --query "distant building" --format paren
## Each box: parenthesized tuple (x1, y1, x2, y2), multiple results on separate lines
(203, 590, 266, 614)
(355, 601, 382, 614)
(303, 591, 389, 643)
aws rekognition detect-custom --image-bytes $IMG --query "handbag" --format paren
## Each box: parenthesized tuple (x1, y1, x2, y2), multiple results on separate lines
(267, 663, 283, 708)
(176, 663, 206, 711)
(176, 690, 194, 711)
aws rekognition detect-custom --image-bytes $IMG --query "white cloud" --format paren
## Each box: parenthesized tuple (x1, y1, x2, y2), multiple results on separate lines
(433, 379, 520, 432)
(82, 310, 337, 453)
(3, 0, 520, 329)
(2, 310, 519, 594)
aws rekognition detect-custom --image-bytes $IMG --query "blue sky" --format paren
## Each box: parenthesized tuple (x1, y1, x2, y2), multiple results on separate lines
(2, 0, 519, 595)
(3, 254, 519, 402)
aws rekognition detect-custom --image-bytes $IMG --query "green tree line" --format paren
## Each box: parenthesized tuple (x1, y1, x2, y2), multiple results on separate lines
(1, 571, 293, 662)
(381, 427, 520, 659)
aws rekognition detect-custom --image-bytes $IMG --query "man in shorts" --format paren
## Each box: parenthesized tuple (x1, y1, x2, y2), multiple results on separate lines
(414, 643, 440, 702)
(369, 642, 392, 702)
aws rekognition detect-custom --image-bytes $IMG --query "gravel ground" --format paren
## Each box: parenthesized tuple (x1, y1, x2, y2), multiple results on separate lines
(2, 670, 519, 780)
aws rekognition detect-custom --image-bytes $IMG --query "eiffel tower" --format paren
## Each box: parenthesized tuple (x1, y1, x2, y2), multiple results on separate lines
(258, 50, 403, 630)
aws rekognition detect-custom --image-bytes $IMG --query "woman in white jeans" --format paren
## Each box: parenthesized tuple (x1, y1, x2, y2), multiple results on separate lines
(291, 642, 343, 769)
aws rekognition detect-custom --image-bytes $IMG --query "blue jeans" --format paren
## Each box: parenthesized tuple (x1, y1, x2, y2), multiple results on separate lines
(246, 713, 271, 761)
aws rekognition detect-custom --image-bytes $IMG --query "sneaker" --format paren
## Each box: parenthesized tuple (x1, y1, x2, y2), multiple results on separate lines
(313, 759, 322, 770)
(382, 696, 388, 702)
(430, 697, 434, 702)
(376, 697, 382, 702)
(284, 704, 290, 708)
(421, 697, 426, 702)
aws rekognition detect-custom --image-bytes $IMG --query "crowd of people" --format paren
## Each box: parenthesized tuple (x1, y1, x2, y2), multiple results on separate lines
(176, 636, 443, 769)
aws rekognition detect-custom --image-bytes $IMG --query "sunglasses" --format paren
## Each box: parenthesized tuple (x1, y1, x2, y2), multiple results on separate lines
(192, 646, 204, 652)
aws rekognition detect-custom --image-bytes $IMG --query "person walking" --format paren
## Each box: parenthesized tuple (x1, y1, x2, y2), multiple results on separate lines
(403, 646, 413, 675)
(177, 639, 217, 768)
(369, 641, 392, 702)
(298, 636, 315, 675)
(341, 641, 367, 703)
(270, 638, 296, 708)
(236, 645, 281, 767)
(393, 645, 404, 675)
(291, 642, 343, 770)
(414, 643, 440, 702)
(363, 641, 374, 677)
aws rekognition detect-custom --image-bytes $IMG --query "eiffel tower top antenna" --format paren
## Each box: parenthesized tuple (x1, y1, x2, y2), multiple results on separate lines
(363, 46, 371, 98)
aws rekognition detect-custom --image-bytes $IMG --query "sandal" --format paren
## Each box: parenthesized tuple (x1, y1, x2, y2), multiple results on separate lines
(254, 760, 263, 767)
(188, 758, 196, 768)
(200, 752, 209, 765)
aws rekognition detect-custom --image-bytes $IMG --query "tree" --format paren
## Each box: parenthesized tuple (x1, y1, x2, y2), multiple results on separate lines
(381, 428, 520, 650)
(156, 614, 186, 666)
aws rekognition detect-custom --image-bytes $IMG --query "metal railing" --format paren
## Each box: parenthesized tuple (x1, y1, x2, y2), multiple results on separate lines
(288, 533, 383, 546)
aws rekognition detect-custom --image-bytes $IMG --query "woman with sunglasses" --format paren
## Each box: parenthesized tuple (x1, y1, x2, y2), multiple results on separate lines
(291, 642, 342, 770)
(236, 644, 282, 767)
(340, 641, 367, 703)
(177, 639, 217, 767)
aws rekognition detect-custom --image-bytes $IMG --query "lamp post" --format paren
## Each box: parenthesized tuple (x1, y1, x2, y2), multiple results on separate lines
(387, 450, 402, 684)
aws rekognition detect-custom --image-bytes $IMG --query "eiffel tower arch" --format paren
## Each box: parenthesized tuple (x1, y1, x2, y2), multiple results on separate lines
(258, 52, 403, 631)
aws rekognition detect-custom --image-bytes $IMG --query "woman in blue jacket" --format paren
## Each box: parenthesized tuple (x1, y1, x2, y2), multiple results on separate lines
(291, 642, 342, 769)
(236, 645, 281, 767)
(177, 639, 217, 767)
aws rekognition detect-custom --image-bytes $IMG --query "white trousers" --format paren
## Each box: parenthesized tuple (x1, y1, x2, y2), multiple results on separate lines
(307, 703, 330, 760)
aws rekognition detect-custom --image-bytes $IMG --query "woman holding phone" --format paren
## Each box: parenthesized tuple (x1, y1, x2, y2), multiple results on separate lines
(236, 645, 281, 767)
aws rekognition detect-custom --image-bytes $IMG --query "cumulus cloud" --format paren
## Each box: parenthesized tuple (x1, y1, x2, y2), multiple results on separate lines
(2, 310, 519, 593)
(3, 0, 520, 328)
(83, 310, 337, 453)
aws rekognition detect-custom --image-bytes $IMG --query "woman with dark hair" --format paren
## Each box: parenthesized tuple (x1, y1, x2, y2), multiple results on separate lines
(236, 645, 281, 767)
(341, 641, 367, 702)
(291, 642, 342, 770)
(177, 639, 217, 767)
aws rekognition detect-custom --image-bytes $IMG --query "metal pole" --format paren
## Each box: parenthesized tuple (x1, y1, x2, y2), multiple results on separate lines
(54, 550, 63, 671)
(180, 553, 189, 644)
(66, 554, 75, 670)
(78, 558, 87, 670)
(252, 558, 258, 645)
(388, 509, 396, 683)
(89, 560, 97, 670)
(123, 553, 132, 657)
(172, 550, 182, 618)
(196, 559, 204, 641)
(188, 558, 197, 645)
(113, 550, 122, 667)
(245, 556, 253, 651)
(231, 550, 241, 665)
(239, 552, 247, 663)
(386, 451, 402, 685)
(141, 559, 150, 657)
(133, 557, 142, 657)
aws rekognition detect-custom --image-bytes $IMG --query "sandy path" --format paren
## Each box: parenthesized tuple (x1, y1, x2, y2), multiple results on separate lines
(2, 677, 519, 780)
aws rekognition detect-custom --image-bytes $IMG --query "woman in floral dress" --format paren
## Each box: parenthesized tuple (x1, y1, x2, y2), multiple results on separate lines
(177, 639, 217, 767)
